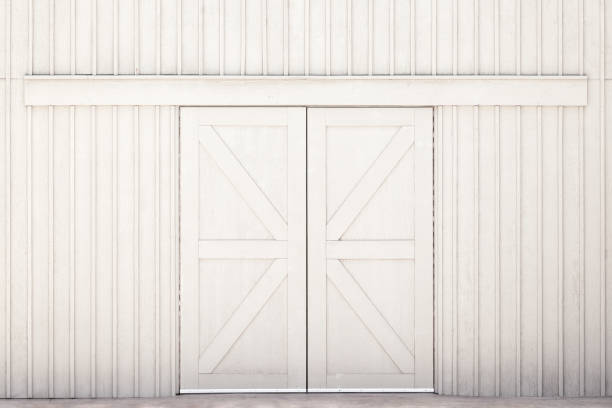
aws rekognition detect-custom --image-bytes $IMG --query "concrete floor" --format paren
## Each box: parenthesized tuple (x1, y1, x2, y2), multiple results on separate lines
(0, 394, 611, 408)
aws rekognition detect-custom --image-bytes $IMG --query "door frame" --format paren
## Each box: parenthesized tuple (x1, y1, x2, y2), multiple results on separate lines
(177, 105, 435, 394)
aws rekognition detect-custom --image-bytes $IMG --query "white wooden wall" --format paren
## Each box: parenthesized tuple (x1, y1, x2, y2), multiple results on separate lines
(0, 0, 610, 398)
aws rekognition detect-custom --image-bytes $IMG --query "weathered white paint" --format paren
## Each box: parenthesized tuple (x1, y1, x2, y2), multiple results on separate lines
(0, 0, 611, 399)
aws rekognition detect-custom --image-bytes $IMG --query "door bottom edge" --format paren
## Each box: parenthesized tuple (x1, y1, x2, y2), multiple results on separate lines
(180, 389, 307, 394)
(180, 388, 435, 394)
(307, 388, 435, 393)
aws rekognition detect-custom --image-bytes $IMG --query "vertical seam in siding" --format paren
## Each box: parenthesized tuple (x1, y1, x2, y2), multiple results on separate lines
(198, 0, 202, 75)
(112, 106, 118, 398)
(50, 0, 54, 75)
(240, 0, 245, 75)
(26, 105, 32, 399)
(69, 106, 76, 398)
(495, 105, 500, 397)
(154, 106, 160, 397)
(473, 0, 479, 396)
(47, 103, 54, 399)
(516, 105, 521, 397)
(219, 0, 224, 75)
(135, 0, 140, 74)
(70, 0, 75, 74)
(558, 0, 562, 74)
(515, 0, 521, 74)
(389, 0, 394, 75)
(558, 105, 564, 398)
(304, 0, 309, 75)
(177, 0, 182, 75)
(537, 105, 543, 398)
(283, 0, 288, 75)
(537, 0, 542, 76)
(452, 0, 456, 75)
(263, 0, 268, 75)
(536, 0, 543, 397)
(436, 107, 443, 394)
(494, 0, 499, 75)
(515, 0, 521, 396)
(347, 0, 352, 75)
(27, 0, 32, 394)
(4, 1, 9, 396)
(156, 0, 161, 75)
(368, 0, 372, 75)
(474, 0, 478, 75)
(90, 106, 96, 398)
(114, 0, 118, 75)
(170, 106, 177, 395)
(600, 0, 606, 397)
(473, 105, 479, 396)
(325, 0, 330, 75)
(452, 106, 457, 396)
(92, 0, 97, 75)
(133, 106, 140, 397)
(28, 0, 32, 75)
(557, 0, 564, 397)
(431, 0, 436, 75)
(579, 0, 585, 397)
(410, 0, 414, 75)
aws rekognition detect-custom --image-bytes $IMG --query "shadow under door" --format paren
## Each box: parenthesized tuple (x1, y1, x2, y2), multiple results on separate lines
(179, 107, 433, 393)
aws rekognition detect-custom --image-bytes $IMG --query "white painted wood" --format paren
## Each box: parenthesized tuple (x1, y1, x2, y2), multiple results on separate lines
(23, 75, 587, 107)
(326, 126, 414, 240)
(2, 0, 612, 399)
(179, 107, 306, 392)
(198, 125, 287, 240)
(307, 107, 434, 391)
(198, 240, 287, 259)
(326, 240, 415, 260)
(198, 259, 288, 373)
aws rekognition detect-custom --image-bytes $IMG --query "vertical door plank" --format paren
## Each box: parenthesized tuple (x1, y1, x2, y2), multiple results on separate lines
(306, 108, 327, 390)
(286, 107, 306, 388)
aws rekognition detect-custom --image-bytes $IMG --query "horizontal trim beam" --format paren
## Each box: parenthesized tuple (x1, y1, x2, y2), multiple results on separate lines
(326, 240, 415, 260)
(198, 240, 287, 259)
(24, 75, 587, 106)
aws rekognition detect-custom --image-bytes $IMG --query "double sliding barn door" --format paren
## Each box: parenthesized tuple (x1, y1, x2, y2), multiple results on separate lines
(180, 107, 433, 392)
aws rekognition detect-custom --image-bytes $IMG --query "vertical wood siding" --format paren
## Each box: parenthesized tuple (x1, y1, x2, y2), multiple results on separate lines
(0, 0, 609, 398)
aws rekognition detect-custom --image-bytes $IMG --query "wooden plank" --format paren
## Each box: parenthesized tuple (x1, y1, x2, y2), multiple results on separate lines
(285, 107, 306, 390)
(326, 240, 414, 260)
(23, 75, 588, 107)
(306, 108, 328, 389)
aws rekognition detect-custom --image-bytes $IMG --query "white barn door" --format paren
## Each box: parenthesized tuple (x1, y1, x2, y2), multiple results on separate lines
(180, 107, 307, 392)
(307, 108, 434, 391)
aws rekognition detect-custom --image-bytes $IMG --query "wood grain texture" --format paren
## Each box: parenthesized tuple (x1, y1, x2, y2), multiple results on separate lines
(0, 0, 611, 398)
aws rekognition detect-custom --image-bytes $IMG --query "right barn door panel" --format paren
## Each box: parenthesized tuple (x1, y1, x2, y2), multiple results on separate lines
(307, 108, 433, 391)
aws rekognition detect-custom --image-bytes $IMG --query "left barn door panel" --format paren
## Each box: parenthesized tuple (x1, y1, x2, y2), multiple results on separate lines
(179, 107, 307, 392)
